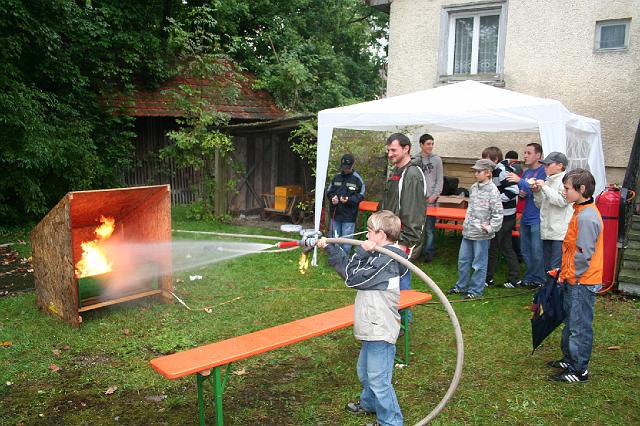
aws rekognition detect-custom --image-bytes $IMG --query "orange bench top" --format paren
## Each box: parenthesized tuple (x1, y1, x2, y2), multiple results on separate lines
(150, 290, 432, 379)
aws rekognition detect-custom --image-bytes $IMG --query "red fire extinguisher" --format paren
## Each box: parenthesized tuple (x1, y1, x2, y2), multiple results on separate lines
(595, 185, 621, 291)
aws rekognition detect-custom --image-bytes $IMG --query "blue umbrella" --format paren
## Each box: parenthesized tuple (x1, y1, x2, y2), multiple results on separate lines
(531, 269, 564, 353)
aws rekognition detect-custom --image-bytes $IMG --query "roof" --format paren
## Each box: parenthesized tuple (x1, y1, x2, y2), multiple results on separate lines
(106, 73, 286, 121)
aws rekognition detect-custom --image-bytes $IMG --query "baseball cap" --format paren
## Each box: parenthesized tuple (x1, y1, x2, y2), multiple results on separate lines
(539, 152, 568, 167)
(341, 154, 354, 167)
(471, 158, 495, 171)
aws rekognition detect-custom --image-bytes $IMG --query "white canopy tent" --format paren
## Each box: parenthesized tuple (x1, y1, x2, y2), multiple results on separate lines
(314, 80, 606, 234)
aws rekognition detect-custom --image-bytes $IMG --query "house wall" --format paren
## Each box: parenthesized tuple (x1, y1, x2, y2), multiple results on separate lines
(386, 0, 639, 184)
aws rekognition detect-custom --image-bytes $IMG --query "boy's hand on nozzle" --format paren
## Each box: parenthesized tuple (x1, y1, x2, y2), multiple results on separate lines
(316, 237, 329, 249)
(361, 240, 377, 252)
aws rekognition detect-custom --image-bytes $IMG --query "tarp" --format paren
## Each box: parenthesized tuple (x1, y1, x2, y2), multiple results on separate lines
(314, 80, 607, 234)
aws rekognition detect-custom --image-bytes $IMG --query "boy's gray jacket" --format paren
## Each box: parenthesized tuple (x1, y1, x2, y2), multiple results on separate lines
(533, 170, 573, 241)
(325, 244, 408, 344)
(463, 180, 503, 240)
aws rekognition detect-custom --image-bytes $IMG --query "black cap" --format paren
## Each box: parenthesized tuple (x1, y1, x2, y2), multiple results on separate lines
(341, 154, 354, 167)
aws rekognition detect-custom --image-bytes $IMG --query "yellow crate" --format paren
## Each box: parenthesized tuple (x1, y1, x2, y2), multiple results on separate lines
(274, 185, 303, 211)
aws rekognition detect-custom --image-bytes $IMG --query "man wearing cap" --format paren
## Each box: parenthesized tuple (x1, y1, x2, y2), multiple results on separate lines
(447, 159, 503, 299)
(531, 152, 573, 282)
(326, 154, 366, 253)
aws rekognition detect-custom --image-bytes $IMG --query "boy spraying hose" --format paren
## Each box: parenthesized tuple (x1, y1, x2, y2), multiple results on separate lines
(317, 210, 407, 426)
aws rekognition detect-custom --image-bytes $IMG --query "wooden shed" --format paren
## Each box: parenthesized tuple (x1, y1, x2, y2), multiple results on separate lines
(107, 72, 298, 210)
(31, 185, 172, 327)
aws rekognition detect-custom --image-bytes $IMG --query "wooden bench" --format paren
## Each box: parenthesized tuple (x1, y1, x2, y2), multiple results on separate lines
(150, 290, 432, 425)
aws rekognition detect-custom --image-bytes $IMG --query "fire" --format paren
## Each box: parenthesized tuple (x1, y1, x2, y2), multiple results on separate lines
(298, 252, 309, 275)
(75, 216, 115, 278)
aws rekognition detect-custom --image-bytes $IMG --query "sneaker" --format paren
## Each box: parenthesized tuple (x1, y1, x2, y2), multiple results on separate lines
(462, 293, 480, 300)
(447, 287, 461, 295)
(550, 370, 589, 383)
(345, 401, 375, 415)
(485, 279, 494, 287)
(503, 280, 522, 288)
(547, 359, 571, 369)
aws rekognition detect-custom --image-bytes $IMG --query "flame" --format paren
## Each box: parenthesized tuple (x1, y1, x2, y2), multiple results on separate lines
(75, 216, 115, 278)
(298, 252, 309, 275)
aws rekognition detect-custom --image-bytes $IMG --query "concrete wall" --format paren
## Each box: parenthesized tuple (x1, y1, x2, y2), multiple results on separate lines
(386, 0, 639, 184)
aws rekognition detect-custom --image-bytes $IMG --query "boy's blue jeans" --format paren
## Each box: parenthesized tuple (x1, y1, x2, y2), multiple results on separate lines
(561, 283, 601, 373)
(520, 223, 546, 284)
(543, 239, 563, 283)
(421, 213, 437, 257)
(329, 220, 356, 254)
(357, 340, 403, 426)
(454, 238, 490, 296)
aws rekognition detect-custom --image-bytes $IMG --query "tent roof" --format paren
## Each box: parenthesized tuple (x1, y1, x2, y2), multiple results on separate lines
(313, 81, 607, 236)
(320, 80, 576, 133)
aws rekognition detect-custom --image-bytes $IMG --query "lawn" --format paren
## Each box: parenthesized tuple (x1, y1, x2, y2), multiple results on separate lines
(1, 207, 639, 425)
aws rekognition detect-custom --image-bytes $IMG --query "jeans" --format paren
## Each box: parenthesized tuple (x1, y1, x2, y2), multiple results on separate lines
(520, 223, 546, 285)
(329, 220, 356, 254)
(543, 240, 563, 284)
(357, 340, 403, 426)
(486, 214, 520, 283)
(454, 238, 490, 296)
(561, 283, 601, 373)
(421, 212, 437, 258)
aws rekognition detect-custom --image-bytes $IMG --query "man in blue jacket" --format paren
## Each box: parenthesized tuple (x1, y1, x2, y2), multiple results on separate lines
(327, 154, 366, 254)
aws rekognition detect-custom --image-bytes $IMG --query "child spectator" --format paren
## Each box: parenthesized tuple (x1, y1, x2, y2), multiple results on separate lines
(482, 147, 521, 288)
(549, 169, 603, 383)
(505, 150, 524, 176)
(317, 210, 406, 426)
(506, 150, 524, 260)
(448, 159, 503, 299)
(531, 152, 573, 282)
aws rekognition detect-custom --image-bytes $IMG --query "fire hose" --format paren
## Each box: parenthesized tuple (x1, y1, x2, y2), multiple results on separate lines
(277, 236, 464, 425)
(174, 229, 463, 423)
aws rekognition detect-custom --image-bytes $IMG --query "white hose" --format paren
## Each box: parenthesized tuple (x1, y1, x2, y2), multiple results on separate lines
(326, 237, 464, 425)
(172, 229, 463, 423)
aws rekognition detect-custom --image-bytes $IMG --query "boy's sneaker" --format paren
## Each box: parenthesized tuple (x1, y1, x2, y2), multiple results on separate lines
(503, 280, 522, 288)
(447, 287, 461, 295)
(550, 370, 589, 383)
(547, 359, 571, 369)
(485, 279, 494, 287)
(462, 293, 480, 300)
(345, 401, 375, 415)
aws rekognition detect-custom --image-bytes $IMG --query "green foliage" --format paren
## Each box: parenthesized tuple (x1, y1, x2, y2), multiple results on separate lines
(0, 0, 178, 224)
(223, 0, 388, 112)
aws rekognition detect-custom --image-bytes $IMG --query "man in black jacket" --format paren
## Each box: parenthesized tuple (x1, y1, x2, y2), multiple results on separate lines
(326, 154, 366, 254)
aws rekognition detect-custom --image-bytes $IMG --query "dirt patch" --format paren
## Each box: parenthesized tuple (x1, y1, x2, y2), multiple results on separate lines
(0, 245, 34, 296)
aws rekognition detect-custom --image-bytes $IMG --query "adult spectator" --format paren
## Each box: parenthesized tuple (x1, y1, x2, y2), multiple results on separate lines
(326, 154, 366, 254)
(380, 133, 426, 322)
(416, 134, 443, 262)
(507, 143, 547, 287)
(482, 147, 520, 288)
(531, 152, 573, 282)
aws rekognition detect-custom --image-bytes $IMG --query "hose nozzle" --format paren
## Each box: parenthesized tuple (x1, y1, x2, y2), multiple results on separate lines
(275, 230, 322, 250)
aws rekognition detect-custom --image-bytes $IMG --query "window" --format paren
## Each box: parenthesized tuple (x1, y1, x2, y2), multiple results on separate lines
(438, 1, 508, 84)
(595, 19, 630, 51)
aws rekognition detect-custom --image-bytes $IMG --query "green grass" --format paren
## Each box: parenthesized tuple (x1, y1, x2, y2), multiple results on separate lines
(1, 207, 639, 425)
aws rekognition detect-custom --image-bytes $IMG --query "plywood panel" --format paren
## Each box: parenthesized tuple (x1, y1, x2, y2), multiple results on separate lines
(32, 195, 79, 327)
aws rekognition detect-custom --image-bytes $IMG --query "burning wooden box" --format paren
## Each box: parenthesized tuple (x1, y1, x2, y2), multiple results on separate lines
(31, 185, 173, 327)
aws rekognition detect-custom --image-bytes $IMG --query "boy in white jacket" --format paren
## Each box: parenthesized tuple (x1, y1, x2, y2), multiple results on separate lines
(531, 152, 573, 282)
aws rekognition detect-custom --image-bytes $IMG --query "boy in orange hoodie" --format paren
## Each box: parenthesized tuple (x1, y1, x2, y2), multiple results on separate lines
(548, 169, 603, 383)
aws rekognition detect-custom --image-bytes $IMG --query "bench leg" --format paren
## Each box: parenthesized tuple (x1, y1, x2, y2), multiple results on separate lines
(214, 366, 224, 426)
(197, 373, 207, 426)
(395, 309, 411, 365)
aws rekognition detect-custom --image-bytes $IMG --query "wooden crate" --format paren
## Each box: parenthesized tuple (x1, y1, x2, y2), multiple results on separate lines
(31, 185, 172, 327)
(274, 185, 303, 211)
